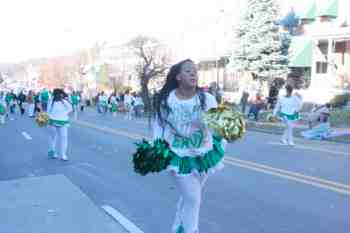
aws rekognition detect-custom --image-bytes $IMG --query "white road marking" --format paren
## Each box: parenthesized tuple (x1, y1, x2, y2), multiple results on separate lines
(22, 131, 32, 140)
(77, 162, 98, 169)
(102, 205, 144, 233)
(268, 141, 350, 156)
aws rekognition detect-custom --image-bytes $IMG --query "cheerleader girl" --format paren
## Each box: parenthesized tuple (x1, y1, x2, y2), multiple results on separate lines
(48, 89, 72, 161)
(273, 84, 303, 146)
(152, 59, 225, 233)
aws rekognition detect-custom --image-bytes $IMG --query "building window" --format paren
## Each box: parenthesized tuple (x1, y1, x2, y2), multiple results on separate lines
(316, 62, 328, 74)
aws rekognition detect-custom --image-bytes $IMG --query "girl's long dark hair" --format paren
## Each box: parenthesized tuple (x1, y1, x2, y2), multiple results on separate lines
(153, 59, 206, 125)
(50, 88, 68, 110)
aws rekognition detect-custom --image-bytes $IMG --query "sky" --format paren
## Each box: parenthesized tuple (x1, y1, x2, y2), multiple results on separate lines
(0, 0, 312, 63)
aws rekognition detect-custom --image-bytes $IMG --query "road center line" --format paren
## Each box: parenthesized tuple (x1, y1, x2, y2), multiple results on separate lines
(224, 157, 350, 192)
(102, 205, 144, 233)
(22, 131, 32, 140)
(75, 120, 350, 195)
(223, 159, 350, 195)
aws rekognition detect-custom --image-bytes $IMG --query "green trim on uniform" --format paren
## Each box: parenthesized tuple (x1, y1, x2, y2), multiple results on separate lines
(279, 112, 300, 121)
(167, 136, 224, 175)
(49, 119, 69, 127)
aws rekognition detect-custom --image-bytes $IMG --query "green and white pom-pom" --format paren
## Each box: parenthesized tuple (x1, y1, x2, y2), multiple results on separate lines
(132, 138, 172, 176)
(203, 105, 246, 142)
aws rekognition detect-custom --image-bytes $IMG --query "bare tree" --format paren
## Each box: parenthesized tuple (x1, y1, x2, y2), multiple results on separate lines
(127, 35, 170, 112)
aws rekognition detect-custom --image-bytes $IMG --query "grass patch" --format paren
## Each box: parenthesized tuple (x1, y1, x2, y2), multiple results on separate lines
(330, 109, 350, 127)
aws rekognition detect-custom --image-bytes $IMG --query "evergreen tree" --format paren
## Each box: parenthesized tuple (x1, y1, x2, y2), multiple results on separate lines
(229, 0, 290, 82)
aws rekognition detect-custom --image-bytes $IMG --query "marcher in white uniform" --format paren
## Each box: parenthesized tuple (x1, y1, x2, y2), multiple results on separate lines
(48, 89, 72, 161)
(273, 85, 302, 146)
(124, 91, 135, 120)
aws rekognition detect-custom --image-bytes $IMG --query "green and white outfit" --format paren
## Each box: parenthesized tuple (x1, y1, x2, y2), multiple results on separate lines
(110, 96, 117, 115)
(0, 95, 6, 124)
(40, 90, 50, 112)
(99, 94, 108, 113)
(153, 91, 225, 233)
(273, 95, 302, 145)
(71, 94, 80, 120)
(124, 94, 135, 120)
(48, 99, 72, 160)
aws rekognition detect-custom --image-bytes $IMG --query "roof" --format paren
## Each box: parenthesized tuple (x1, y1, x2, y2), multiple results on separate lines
(298, 1, 317, 20)
(289, 37, 313, 67)
(298, 0, 339, 20)
(317, 0, 338, 17)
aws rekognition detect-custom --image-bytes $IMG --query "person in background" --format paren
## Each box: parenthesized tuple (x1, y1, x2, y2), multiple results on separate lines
(273, 85, 303, 146)
(70, 91, 80, 120)
(79, 91, 86, 112)
(99, 91, 108, 114)
(34, 92, 41, 116)
(110, 92, 118, 117)
(0, 91, 7, 124)
(95, 93, 101, 113)
(306, 103, 330, 129)
(27, 91, 35, 117)
(267, 82, 279, 110)
(248, 92, 265, 121)
(5, 91, 16, 115)
(240, 90, 250, 115)
(302, 103, 332, 140)
(40, 88, 50, 112)
(133, 93, 144, 118)
(18, 90, 26, 116)
(124, 90, 135, 120)
(208, 82, 222, 103)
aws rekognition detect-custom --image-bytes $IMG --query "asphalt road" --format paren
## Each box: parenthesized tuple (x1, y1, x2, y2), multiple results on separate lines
(1, 110, 350, 233)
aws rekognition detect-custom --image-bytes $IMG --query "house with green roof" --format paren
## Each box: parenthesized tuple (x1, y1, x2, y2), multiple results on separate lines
(287, 0, 350, 103)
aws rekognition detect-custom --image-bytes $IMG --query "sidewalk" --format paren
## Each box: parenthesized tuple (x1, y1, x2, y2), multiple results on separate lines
(246, 120, 350, 144)
(0, 175, 127, 233)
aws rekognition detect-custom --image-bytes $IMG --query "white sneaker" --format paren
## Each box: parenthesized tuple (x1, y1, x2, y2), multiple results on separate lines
(288, 142, 295, 146)
(281, 139, 288, 145)
(61, 155, 69, 161)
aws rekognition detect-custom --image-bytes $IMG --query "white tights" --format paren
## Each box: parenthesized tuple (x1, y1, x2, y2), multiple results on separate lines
(282, 117, 295, 144)
(0, 114, 5, 124)
(49, 125, 68, 157)
(172, 173, 208, 233)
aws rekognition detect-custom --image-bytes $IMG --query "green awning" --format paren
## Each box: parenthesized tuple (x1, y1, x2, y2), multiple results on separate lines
(289, 38, 313, 67)
(317, 0, 338, 18)
(298, 1, 317, 20)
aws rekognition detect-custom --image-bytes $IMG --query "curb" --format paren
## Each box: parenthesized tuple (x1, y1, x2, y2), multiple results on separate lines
(247, 125, 350, 145)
